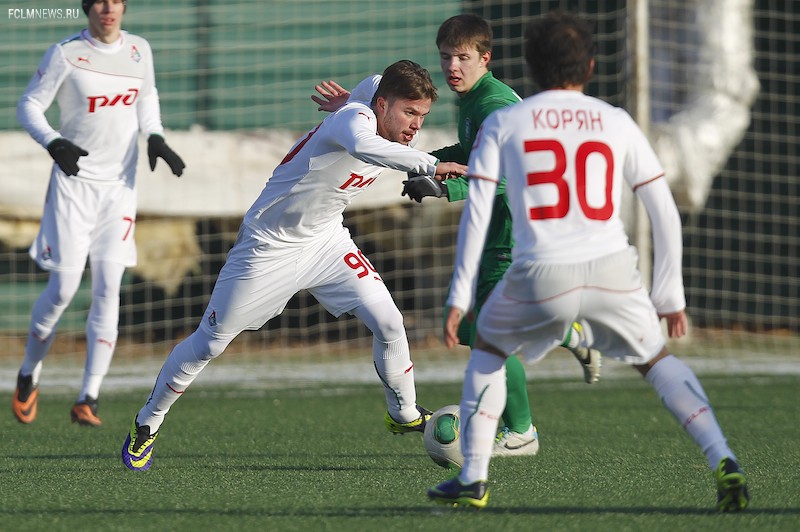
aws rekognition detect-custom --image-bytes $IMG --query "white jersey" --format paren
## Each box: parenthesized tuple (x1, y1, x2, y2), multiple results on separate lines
(242, 94, 438, 245)
(450, 90, 685, 315)
(17, 29, 164, 184)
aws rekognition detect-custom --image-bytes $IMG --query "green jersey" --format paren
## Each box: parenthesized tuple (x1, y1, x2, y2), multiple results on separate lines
(431, 72, 521, 344)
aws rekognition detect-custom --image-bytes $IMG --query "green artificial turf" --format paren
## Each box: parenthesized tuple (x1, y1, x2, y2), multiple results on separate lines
(1, 374, 797, 531)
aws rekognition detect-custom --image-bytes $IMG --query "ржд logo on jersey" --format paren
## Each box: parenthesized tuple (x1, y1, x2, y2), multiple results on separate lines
(87, 88, 139, 112)
(339, 173, 376, 190)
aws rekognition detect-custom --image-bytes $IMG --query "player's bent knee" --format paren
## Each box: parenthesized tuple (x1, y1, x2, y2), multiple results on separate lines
(353, 301, 405, 343)
(46, 271, 83, 307)
(189, 328, 233, 360)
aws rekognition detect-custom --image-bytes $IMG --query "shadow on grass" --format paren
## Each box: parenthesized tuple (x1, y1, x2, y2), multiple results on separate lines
(0, 506, 797, 517)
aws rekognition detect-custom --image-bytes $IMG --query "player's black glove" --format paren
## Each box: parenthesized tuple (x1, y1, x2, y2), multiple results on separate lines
(401, 172, 448, 203)
(47, 138, 88, 176)
(148, 134, 185, 177)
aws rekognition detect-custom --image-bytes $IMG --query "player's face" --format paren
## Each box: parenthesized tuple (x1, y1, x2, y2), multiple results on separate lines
(87, 0, 126, 43)
(374, 96, 431, 145)
(439, 44, 490, 96)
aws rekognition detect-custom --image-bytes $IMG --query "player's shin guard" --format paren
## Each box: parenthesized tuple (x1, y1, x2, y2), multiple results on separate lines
(373, 333, 418, 423)
(459, 349, 507, 484)
(645, 354, 735, 469)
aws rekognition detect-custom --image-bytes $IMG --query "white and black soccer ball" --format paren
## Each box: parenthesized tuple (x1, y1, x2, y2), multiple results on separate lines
(423, 404, 464, 469)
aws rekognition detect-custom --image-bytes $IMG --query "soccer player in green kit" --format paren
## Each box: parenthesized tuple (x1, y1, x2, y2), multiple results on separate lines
(402, 14, 602, 456)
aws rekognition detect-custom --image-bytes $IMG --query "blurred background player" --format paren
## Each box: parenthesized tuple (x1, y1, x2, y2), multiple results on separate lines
(12, 0, 185, 427)
(312, 14, 601, 458)
(121, 60, 468, 471)
(428, 11, 748, 512)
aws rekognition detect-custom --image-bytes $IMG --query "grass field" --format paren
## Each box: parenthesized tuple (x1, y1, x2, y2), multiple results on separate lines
(1, 372, 798, 531)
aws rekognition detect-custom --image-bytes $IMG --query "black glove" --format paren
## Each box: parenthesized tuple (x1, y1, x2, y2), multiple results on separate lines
(47, 138, 88, 176)
(148, 134, 185, 177)
(401, 172, 448, 203)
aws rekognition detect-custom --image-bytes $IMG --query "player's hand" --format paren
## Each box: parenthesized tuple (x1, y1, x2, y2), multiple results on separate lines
(659, 309, 688, 338)
(434, 162, 468, 179)
(402, 172, 448, 202)
(311, 80, 350, 112)
(148, 134, 185, 177)
(47, 138, 88, 176)
(444, 305, 465, 349)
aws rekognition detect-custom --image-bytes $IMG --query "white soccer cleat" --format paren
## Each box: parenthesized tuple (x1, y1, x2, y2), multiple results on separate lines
(493, 426, 540, 457)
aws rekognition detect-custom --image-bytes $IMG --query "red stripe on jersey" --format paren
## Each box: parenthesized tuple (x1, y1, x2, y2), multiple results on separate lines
(632, 172, 666, 193)
(280, 124, 321, 165)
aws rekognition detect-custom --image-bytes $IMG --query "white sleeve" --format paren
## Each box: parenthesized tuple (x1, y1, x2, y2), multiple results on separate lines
(135, 40, 165, 137)
(446, 176, 498, 312)
(16, 44, 69, 148)
(635, 176, 686, 314)
(332, 105, 438, 176)
(347, 75, 380, 104)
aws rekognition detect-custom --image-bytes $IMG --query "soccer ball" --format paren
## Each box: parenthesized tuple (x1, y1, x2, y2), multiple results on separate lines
(423, 404, 464, 469)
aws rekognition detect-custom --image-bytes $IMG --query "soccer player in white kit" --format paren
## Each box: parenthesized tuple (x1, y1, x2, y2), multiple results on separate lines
(12, 0, 185, 427)
(121, 60, 469, 471)
(427, 11, 749, 512)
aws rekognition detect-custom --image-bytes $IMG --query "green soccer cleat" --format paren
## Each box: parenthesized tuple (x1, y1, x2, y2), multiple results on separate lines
(715, 457, 750, 512)
(428, 477, 489, 509)
(567, 322, 601, 384)
(121, 416, 159, 471)
(384, 405, 432, 435)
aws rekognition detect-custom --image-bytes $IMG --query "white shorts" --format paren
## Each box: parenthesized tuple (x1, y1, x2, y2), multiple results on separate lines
(477, 246, 665, 365)
(198, 224, 395, 339)
(29, 170, 137, 271)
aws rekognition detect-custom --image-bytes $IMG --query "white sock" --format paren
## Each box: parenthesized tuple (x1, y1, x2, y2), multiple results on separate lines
(137, 332, 213, 432)
(373, 334, 419, 423)
(459, 348, 506, 484)
(21, 327, 55, 384)
(21, 281, 75, 381)
(562, 323, 580, 349)
(81, 295, 119, 401)
(645, 355, 736, 469)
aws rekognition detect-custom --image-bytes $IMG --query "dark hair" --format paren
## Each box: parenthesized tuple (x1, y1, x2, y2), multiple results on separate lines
(524, 11, 595, 90)
(372, 60, 438, 106)
(436, 14, 492, 55)
(82, 0, 127, 15)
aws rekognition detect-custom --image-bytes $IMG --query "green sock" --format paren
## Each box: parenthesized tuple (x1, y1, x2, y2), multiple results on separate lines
(501, 355, 533, 433)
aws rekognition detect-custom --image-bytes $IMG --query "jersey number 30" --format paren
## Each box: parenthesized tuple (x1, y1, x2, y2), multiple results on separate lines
(525, 139, 613, 221)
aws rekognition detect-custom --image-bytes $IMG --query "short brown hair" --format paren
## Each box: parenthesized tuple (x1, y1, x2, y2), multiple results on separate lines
(436, 13, 492, 55)
(372, 60, 438, 106)
(524, 11, 595, 90)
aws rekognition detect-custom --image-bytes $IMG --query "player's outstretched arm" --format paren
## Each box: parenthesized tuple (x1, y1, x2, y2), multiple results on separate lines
(311, 80, 350, 112)
(434, 162, 468, 179)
